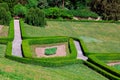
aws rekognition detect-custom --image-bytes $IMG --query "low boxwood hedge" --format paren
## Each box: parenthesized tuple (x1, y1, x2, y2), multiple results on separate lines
(5, 37, 82, 67)
(0, 20, 14, 44)
(22, 37, 77, 60)
(88, 54, 120, 79)
(84, 61, 120, 80)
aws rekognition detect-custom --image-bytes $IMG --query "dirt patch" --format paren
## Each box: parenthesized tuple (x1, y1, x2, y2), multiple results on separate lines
(0, 25, 3, 31)
(107, 62, 120, 66)
(35, 44, 66, 58)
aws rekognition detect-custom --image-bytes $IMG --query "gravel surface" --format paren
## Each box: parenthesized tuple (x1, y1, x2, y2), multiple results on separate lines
(74, 40, 88, 61)
(12, 20, 22, 57)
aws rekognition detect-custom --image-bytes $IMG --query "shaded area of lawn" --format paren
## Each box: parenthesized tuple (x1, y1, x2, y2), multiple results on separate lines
(24, 21, 120, 53)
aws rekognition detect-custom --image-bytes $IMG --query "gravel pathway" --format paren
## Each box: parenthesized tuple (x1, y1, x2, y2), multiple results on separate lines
(12, 20, 23, 57)
(74, 40, 88, 61)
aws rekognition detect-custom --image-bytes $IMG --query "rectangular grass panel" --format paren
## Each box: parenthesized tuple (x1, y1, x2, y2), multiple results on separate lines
(45, 47, 57, 55)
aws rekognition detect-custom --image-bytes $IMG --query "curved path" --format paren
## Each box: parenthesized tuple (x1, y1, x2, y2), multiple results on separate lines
(12, 20, 23, 57)
(74, 40, 88, 61)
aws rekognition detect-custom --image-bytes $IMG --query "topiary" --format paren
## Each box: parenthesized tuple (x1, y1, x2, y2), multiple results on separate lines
(25, 8, 46, 27)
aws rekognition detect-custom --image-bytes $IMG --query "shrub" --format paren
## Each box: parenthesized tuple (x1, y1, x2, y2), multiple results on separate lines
(14, 3, 27, 17)
(25, 0, 38, 8)
(68, 8, 98, 18)
(0, 3, 9, 11)
(43, 7, 73, 19)
(45, 47, 57, 55)
(0, 7, 11, 25)
(25, 8, 46, 27)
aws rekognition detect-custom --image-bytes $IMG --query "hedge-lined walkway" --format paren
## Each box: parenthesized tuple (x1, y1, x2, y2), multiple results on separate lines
(74, 40, 88, 61)
(12, 20, 23, 57)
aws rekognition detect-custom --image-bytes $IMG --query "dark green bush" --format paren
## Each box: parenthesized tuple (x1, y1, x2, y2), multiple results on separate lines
(43, 7, 73, 19)
(45, 47, 57, 55)
(0, 3, 9, 11)
(0, 7, 12, 25)
(68, 8, 98, 18)
(14, 3, 27, 17)
(25, 8, 46, 27)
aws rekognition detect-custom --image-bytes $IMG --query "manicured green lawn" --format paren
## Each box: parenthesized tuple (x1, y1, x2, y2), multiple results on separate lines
(0, 59, 108, 80)
(0, 44, 108, 80)
(24, 21, 120, 53)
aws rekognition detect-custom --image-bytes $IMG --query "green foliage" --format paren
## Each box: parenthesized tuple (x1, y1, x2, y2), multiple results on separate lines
(91, 0, 120, 20)
(25, 8, 46, 27)
(43, 7, 73, 19)
(0, 3, 9, 11)
(2, 0, 18, 15)
(113, 65, 120, 71)
(68, 8, 98, 18)
(45, 47, 57, 55)
(0, 7, 11, 25)
(26, 0, 38, 8)
(37, 0, 48, 9)
(14, 3, 27, 17)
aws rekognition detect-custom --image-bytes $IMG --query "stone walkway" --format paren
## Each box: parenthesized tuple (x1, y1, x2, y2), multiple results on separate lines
(12, 20, 22, 57)
(74, 40, 88, 61)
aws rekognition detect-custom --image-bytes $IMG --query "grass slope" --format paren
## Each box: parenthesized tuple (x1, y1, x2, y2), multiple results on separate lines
(0, 44, 108, 80)
(24, 21, 120, 53)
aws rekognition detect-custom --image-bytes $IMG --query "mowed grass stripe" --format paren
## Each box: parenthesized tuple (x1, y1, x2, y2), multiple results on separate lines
(0, 58, 108, 80)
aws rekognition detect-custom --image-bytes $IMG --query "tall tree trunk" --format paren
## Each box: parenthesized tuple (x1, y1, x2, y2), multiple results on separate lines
(62, 0, 64, 8)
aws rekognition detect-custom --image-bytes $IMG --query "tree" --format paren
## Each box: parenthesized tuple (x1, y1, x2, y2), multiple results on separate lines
(37, 0, 48, 9)
(91, 0, 120, 20)
(26, 0, 38, 8)
(14, 3, 27, 17)
(25, 8, 46, 27)
(0, 7, 11, 25)
(0, 2, 9, 11)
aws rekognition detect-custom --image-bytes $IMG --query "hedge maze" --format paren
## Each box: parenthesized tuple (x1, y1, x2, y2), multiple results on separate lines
(1, 20, 120, 79)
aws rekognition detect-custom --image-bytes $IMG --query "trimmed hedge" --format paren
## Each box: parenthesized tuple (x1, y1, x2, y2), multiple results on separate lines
(22, 37, 77, 60)
(5, 37, 82, 67)
(0, 20, 14, 44)
(84, 61, 120, 80)
(45, 47, 57, 55)
(88, 54, 120, 78)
